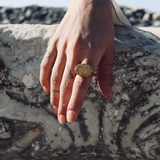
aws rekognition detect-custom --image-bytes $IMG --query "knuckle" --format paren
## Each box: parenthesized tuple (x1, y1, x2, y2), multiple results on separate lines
(88, 41, 99, 50)
(51, 79, 57, 85)
(58, 103, 67, 113)
(51, 72, 58, 85)
(51, 72, 58, 78)
(71, 41, 78, 50)
(68, 39, 80, 53)
(40, 61, 47, 70)
(39, 77, 45, 85)
(50, 35, 58, 45)
(50, 97, 58, 106)
(61, 80, 70, 89)
(69, 100, 76, 108)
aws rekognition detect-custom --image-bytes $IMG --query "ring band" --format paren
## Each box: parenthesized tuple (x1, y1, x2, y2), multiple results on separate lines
(75, 64, 94, 78)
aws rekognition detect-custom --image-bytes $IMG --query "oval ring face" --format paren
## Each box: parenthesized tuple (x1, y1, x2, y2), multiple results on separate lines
(75, 64, 94, 78)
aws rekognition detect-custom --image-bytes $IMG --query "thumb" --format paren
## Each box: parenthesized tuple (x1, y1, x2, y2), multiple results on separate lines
(98, 45, 114, 99)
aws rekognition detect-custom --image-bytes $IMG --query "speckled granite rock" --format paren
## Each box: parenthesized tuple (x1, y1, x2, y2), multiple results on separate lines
(0, 24, 160, 160)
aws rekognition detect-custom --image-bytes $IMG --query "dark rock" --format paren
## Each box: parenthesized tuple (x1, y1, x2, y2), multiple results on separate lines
(0, 57, 5, 71)
(0, 5, 67, 25)
(132, 9, 146, 19)
(129, 17, 141, 26)
(0, 5, 158, 27)
(0, 119, 13, 140)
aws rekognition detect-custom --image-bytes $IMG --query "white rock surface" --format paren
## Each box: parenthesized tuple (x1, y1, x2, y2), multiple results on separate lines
(0, 24, 160, 160)
(138, 27, 160, 38)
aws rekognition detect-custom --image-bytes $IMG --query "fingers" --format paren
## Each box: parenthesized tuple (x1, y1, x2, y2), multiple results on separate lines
(58, 60, 76, 124)
(65, 58, 95, 123)
(65, 45, 114, 124)
(98, 44, 115, 99)
(66, 75, 92, 122)
(40, 42, 57, 93)
(50, 54, 66, 115)
(67, 73, 92, 122)
(40, 40, 114, 125)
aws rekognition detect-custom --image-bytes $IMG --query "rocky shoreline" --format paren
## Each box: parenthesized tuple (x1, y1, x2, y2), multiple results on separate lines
(0, 5, 160, 27)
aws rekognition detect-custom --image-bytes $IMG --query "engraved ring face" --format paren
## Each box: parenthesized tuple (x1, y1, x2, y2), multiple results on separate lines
(75, 64, 94, 78)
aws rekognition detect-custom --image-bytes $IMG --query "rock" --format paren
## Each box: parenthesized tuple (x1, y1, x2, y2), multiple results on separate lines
(122, 7, 133, 19)
(0, 5, 159, 27)
(129, 17, 141, 26)
(25, 9, 32, 18)
(138, 27, 160, 38)
(153, 21, 160, 27)
(140, 13, 154, 27)
(132, 9, 146, 19)
(0, 6, 67, 25)
(142, 13, 151, 22)
(141, 13, 153, 27)
(153, 12, 160, 21)
(0, 24, 160, 160)
(120, 6, 155, 27)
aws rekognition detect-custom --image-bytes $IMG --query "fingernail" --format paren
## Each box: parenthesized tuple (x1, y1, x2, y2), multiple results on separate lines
(43, 86, 48, 93)
(51, 105, 58, 115)
(67, 110, 75, 122)
(109, 86, 113, 99)
(58, 115, 67, 125)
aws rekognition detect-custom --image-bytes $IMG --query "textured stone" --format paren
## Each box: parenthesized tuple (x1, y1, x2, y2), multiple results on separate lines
(153, 12, 160, 21)
(153, 21, 160, 27)
(0, 5, 159, 27)
(0, 24, 160, 160)
(138, 27, 160, 38)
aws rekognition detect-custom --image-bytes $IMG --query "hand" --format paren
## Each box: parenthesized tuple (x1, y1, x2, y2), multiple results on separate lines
(40, 0, 114, 124)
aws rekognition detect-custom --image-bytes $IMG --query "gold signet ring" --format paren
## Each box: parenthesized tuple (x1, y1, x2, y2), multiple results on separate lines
(75, 64, 94, 78)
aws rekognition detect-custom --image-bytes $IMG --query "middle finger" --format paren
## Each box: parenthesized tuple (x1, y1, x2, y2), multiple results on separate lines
(58, 59, 76, 124)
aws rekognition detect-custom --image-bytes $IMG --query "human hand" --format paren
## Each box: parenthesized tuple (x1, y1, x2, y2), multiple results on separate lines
(40, 0, 114, 124)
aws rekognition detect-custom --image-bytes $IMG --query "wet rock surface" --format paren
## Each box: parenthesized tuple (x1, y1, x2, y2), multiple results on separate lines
(0, 5, 159, 27)
(0, 24, 160, 159)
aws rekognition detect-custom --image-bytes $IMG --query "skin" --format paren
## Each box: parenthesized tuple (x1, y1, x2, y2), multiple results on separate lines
(40, 0, 114, 124)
